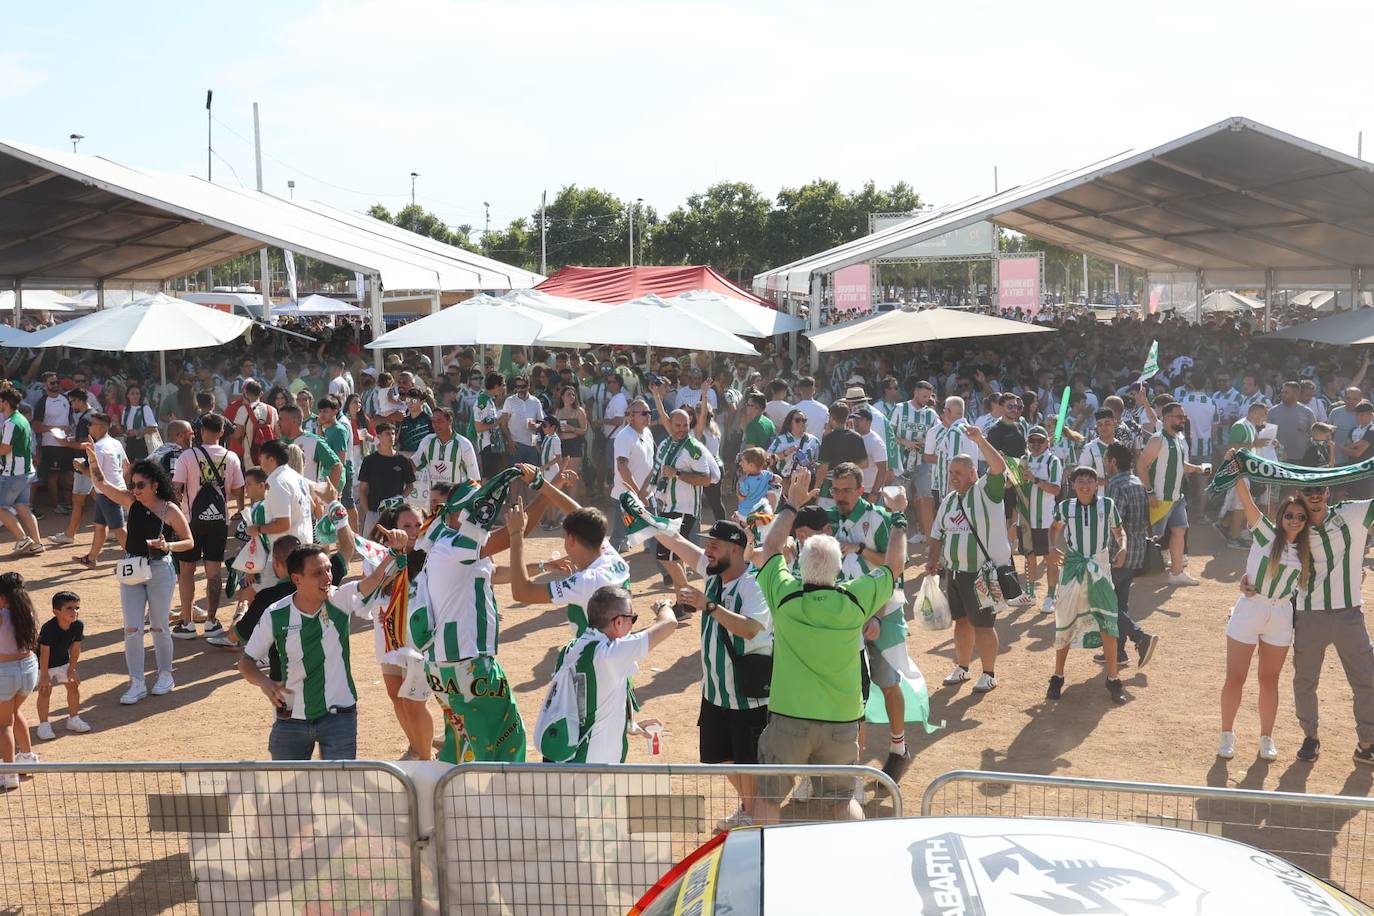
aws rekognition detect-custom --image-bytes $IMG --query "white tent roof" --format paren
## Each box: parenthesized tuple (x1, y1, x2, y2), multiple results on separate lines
(1265, 309, 1374, 346)
(540, 294, 758, 355)
(0, 140, 537, 293)
(503, 288, 611, 319)
(806, 306, 1053, 353)
(367, 293, 569, 349)
(272, 293, 364, 316)
(670, 289, 806, 337)
(0, 290, 79, 311)
(1194, 289, 1264, 314)
(23, 295, 253, 351)
(755, 117, 1374, 296)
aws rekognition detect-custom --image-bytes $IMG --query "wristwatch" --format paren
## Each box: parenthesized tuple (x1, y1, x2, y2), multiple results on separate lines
(705, 601, 719, 615)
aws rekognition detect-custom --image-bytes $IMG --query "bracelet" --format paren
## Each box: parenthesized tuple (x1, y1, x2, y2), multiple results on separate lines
(890, 511, 909, 529)
(776, 501, 795, 515)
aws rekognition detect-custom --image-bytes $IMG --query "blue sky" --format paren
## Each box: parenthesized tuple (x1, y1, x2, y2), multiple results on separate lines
(5, 1, 1372, 235)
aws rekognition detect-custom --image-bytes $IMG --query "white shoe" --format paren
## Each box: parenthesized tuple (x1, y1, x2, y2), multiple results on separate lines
(793, 776, 813, 802)
(35, 722, 55, 741)
(1010, 593, 1035, 608)
(151, 672, 175, 696)
(66, 716, 91, 734)
(971, 672, 998, 693)
(120, 683, 148, 705)
(942, 666, 971, 687)
(9, 538, 32, 555)
(1168, 571, 1201, 586)
(1259, 736, 1279, 761)
(1218, 731, 1237, 759)
(713, 807, 755, 832)
(47, 533, 73, 546)
(206, 632, 238, 648)
(907, 531, 926, 545)
(15, 751, 37, 767)
(0, 773, 17, 790)
(1041, 596, 1056, 614)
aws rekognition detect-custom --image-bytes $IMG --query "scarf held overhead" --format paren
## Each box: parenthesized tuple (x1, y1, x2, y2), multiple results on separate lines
(1208, 449, 1374, 495)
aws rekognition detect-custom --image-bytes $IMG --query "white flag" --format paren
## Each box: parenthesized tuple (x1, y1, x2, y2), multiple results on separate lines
(355, 272, 366, 302)
(1136, 340, 1160, 384)
(283, 250, 298, 303)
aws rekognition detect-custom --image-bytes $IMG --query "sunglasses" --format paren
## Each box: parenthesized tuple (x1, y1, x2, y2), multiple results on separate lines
(1302, 488, 1327, 497)
(628, 410, 649, 416)
(131, 480, 151, 491)
(1281, 512, 1308, 522)
(793, 418, 807, 424)
(615, 613, 639, 625)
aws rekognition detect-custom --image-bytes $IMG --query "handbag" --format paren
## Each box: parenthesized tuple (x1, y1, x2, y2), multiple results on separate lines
(114, 556, 152, 585)
(1142, 536, 1167, 576)
(959, 493, 1009, 609)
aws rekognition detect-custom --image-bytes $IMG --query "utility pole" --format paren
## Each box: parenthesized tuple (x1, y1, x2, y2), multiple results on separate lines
(69, 134, 83, 153)
(628, 200, 634, 267)
(539, 190, 547, 275)
(483, 201, 490, 237)
(410, 171, 419, 207)
(253, 102, 272, 324)
(204, 90, 213, 293)
(287, 180, 295, 199)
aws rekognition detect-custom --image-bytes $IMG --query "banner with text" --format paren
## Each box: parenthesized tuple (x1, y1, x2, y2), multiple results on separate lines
(833, 264, 873, 313)
(997, 256, 1041, 314)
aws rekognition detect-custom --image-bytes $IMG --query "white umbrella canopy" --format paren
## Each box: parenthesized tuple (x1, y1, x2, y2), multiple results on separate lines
(0, 290, 80, 312)
(23, 295, 253, 352)
(807, 306, 1053, 353)
(272, 293, 365, 316)
(367, 293, 569, 349)
(670, 288, 807, 337)
(0, 324, 35, 346)
(503, 289, 611, 320)
(539, 293, 758, 355)
(1198, 290, 1263, 314)
(1265, 309, 1374, 346)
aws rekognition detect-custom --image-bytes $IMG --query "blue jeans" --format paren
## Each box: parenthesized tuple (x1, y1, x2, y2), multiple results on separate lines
(268, 706, 358, 760)
(0, 473, 32, 511)
(119, 556, 175, 687)
(1111, 566, 1147, 659)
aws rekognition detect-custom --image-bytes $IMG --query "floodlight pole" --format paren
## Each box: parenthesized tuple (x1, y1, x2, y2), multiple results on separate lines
(205, 90, 213, 294)
(540, 190, 547, 276)
(254, 102, 272, 324)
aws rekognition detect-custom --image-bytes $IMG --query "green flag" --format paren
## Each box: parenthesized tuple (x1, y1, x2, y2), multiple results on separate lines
(1136, 340, 1159, 384)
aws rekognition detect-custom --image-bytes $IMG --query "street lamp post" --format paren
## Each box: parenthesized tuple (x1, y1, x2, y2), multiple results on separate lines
(483, 201, 490, 236)
(628, 198, 644, 267)
(69, 133, 84, 153)
(410, 172, 419, 207)
(287, 180, 295, 199)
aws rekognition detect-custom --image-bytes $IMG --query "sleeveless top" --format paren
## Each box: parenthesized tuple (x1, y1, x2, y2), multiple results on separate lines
(126, 500, 176, 558)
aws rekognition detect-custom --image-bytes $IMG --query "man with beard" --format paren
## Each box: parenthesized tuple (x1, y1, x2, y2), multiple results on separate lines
(1138, 400, 1211, 586)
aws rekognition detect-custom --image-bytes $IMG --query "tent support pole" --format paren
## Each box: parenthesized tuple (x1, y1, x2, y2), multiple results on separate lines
(1195, 270, 1204, 325)
(96, 280, 105, 310)
(159, 351, 167, 386)
(808, 273, 823, 373)
(369, 275, 384, 370)
(1264, 269, 1273, 333)
(430, 292, 442, 370)
(12, 284, 20, 327)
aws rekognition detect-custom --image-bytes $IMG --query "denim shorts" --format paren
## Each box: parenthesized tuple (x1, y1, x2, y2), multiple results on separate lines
(0, 474, 32, 510)
(1151, 495, 1189, 537)
(94, 494, 126, 529)
(73, 473, 95, 496)
(0, 654, 38, 701)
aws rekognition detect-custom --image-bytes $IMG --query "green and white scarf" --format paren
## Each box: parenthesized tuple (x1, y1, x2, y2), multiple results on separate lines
(1209, 448, 1374, 495)
(618, 491, 682, 548)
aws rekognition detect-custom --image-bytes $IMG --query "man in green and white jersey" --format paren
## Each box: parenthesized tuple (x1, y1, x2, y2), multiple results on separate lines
(237, 545, 390, 759)
(471, 372, 507, 479)
(1272, 485, 1374, 765)
(925, 395, 980, 503)
(1077, 409, 1117, 487)
(926, 423, 1010, 694)
(0, 388, 42, 553)
(278, 405, 343, 490)
(413, 406, 479, 492)
(1137, 401, 1210, 587)
(888, 380, 940, 541)
(1022, 426, 1063, 611)
(314, 396, 355, 512)
(646, 403, 719, 600)
(1220, 401, 1274, 547)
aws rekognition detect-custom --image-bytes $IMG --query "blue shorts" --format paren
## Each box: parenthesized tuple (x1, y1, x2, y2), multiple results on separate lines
(1152, 495, 1188, 536)
(514, 442, 540, 466)
(0, 654, 38, 701)
(912, 463, 934, 498)
(0, 474, 32, 511)
(94, 494, 126, 530)
(73, 473, 94, 496)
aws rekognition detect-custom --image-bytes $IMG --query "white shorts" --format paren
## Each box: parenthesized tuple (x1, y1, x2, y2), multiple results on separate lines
(1226, 593, 1294, 647)
(45, 664, 73, 686)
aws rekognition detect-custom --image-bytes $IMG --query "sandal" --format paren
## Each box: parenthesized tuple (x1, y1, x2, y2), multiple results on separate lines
(73, 556, 96, 568)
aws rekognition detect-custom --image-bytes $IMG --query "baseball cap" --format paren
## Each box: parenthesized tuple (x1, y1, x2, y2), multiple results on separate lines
(361, 366, 379, 376)
(792, 505, 830, 533)
(1028, 425, 1049, 440)
(702, 519, 748, 548)
(850, 405, 874, 421)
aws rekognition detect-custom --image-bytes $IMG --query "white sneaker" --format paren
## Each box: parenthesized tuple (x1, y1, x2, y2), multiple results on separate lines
(942, 666, 971, 686)
(971, 672, 998, 693)
(35, 722, 55, 741)
(47, 533, 73, 546)
(15, 751, 38, 766)
(9, 538, 32, 555)
(1010, 593, 1035, 608)
(1259, 736, 1279, 761)
(151, 672, 175, 696)
(713, 807, 755, 833)
(1041, 596, 1056, 614)
(907, 531, 926, 545)
(1218, 731, 1237, 759)
(66, 716, 91, 734)
(1168, 571, 1201, 586)
(120, 683, 148, 705)
(793, 776, 813, 802)
(206, 632, 238, 648)
(0, 773, 17, 790)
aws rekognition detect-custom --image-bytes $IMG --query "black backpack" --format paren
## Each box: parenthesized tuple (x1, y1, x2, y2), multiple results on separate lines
(190, 446, 229, 524)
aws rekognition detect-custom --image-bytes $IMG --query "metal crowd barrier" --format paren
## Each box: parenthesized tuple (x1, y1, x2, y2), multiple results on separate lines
(434, 762, 904, 915)
(923, 769, 1374, 902)
(0, 760, 423, 915)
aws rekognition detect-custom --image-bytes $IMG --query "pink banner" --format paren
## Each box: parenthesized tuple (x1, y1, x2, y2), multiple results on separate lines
(833, 264, 872, 313)
(997, 256, 1041, 314)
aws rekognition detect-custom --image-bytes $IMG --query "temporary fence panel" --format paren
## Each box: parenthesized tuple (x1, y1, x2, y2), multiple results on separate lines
(923, 769, 1374, 903)
(0, 761, 423, 915)
(435, 762, 904, 916)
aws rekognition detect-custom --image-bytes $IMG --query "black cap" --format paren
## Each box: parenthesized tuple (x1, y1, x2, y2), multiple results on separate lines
(703, 519, 748, 548)
(851, 405, 874, 421)
(792, 505, 830, 533)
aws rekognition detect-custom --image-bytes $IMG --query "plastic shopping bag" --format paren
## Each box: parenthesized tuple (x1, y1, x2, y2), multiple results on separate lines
(917, 575, 952, 631)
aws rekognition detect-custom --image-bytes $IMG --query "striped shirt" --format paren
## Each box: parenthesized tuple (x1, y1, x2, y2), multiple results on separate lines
(888, 401, 940, 473)
(548, 542, 631, 637)
(1248, 517, 1303, 600)
(0, 412, 34, 476)
(1054, 496, 1121, 558)
(650, 435, 717, 517)
(550, 627, 648, 764)
(288, 432, 341, 484)
(243, 583, 372, 720)
(1078, 437, 1112, 480)
(1178, 391, 1217, 456)
(1298, 500, 1374, 611)
(931, 473, 1006, 573)
(1025, 451, 1063, 528)
(472, 393, 501, 451)
(1146, 432, 1189, 501)
(932, 419, 974, 499)
(767, 432, 819, 478)
(413, 432, 478, 486)
(697, 556, 772, 711)
(1213, 389, 1245, 425)
(410, 521, 499, 661)
(827, 498, 893, 576)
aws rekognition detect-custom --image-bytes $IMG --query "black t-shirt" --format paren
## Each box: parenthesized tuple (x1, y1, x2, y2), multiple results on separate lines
(358, 452, 416, 507)
(234, 580, 296, 682)
(818, 428, 868, 468)
(986, 421, 1027, 459)
(38, 618, 83, 668)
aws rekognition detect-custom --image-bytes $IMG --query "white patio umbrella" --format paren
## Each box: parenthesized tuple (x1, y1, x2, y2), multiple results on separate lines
(807, 306, 1053, 353)
(367, 293, 570, 349)
(537, 293, 758, 355)
(0, 325, 35, 347)
(669, 288, 807, 337)
(272, 293, 365, 316)
(503, 289, 611, 320)
(24, 295, 253, 351)
(0, 290, 80, 312)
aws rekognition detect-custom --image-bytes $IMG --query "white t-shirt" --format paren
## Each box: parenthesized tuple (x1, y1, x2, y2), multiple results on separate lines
(611, 425, 655, 500)
(861, 429, 886, 491)
(675, 387, 719, 413)
(264, 463, 315, 545)
(501, 394, 544, 447)
(91, 435, 127, 488)
(794, 398, 830, 434)
(548, 542, 632, 637)
(603, 392, 628, 431)
(38, 395, 72, 448)
(764, 399, 793, 430)
(172, 444, 244, 518)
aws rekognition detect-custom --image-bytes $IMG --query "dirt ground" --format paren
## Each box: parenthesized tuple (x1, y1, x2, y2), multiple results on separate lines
(8, 502, 1374, 810)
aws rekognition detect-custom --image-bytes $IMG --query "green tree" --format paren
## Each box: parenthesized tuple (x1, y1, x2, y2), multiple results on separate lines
(647, 181, 770, 282)
(540, 185, 630, 268)
(480, 218, 538, 271)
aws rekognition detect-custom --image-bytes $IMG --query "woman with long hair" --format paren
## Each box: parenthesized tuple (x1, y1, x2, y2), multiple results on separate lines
(767, 408, 820, 482)
(266, 385, 292, 415)
(1219, 476, 1310, 762)
(119, 383, 159, 463)
(0, 571, 39, 789)
(85, 451, 194, 705)
(369, 504, 434, 760)
(555, 384, 588, 496)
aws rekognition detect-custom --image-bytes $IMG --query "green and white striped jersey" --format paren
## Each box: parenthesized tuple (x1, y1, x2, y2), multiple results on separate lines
(1213, 388, 1245, 425)
(472, 393, 502, 451)
(931, 473, 1006, 573)
(1054, 496, 1121, 558)
(1177, 391, 1217, 456)
(827, 498, 893, 574)
(0, 412, 34, 476)
(1025, 451, 1063, 529)
(696, 555, 772, 711)
(1147, 432, 1189, 501)
(288, 432, 341, 484)
(547, 627, 649, 764)
(1298, 500, 1374, 611)
(1248, 517, 1303, 600)
(413, 432, 479, 486)
(548, 542, 632, 637)
(243, 582, 372, 720)
(409, 521, 500, 662)
(650, 434, 717, 517)
(888, 401, 940, 473)
(932, 420, 974, 499)
(1078, 437, 1111, 480)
